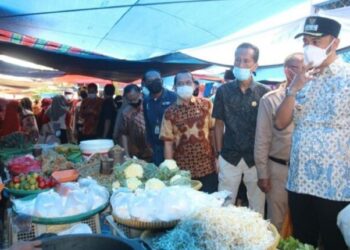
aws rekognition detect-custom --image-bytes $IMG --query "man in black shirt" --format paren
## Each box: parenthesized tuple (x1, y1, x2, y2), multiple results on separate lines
(213, 42, 269, 215)
(98, 84, 117, 139)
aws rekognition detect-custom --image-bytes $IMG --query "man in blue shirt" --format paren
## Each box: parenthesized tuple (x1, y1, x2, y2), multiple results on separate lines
(142, 70, 177, 166)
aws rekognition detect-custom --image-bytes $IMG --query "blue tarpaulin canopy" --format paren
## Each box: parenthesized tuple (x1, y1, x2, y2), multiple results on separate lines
(0, 0, 349, 81)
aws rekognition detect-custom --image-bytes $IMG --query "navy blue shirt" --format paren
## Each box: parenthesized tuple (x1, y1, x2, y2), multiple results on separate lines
(143, 88, 177, 146)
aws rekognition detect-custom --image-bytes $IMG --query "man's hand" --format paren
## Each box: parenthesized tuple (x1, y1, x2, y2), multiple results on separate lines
(215, 158, 220, 173)
(289, 63, 319, 93)
(8, 240, 42, 250)
(258, 178, 271, 193)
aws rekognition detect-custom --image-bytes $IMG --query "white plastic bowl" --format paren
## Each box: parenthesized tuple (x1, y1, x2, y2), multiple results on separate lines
(79, 139, 114, 159)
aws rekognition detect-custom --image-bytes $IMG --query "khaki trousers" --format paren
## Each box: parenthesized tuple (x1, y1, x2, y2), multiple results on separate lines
(266, 159, 288, 232)
(218, 156, 265, 216)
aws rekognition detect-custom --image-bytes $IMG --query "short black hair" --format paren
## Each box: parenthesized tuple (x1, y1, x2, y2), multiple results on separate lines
(104, 84, 115, 96)
(87, 83, 98, 92)
(20, 97, 32, 111)
(142, 69, 161, 83)
(123, 84, 141, 96)
(236, 42, 259, 63)
(173, 70, 195, 85)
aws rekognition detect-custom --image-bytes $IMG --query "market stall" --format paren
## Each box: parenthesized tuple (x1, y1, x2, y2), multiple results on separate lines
(0, 139, 319, 250)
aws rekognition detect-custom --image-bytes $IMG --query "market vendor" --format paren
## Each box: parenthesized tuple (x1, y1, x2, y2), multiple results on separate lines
(160, 70, 218, 193)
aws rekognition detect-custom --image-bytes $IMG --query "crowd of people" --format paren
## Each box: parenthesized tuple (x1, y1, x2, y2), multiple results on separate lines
(0, 15, 349, 250)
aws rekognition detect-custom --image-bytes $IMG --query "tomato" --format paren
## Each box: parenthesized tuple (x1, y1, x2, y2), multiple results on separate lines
(12, 176, 20, 184)
(38, 180, 46, 189)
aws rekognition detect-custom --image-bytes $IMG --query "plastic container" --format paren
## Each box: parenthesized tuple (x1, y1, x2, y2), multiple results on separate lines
(79, 140, 114, 160)
(40, 234, 148, 250)
(100, 158, 114, 175)
(52, 169, 79, 183)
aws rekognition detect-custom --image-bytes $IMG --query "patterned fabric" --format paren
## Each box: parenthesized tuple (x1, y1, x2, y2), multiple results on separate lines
(79, 97, 103, 137)
(287, 58, 350, 201)
(212, 80, 270, 167)
(160, 97, 216, 178)
(120, 105, 152, 161)
(0, 29, 102, 57)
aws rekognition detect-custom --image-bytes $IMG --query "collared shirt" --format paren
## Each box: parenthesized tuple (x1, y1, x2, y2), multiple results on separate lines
(287, 58, 350, 201)
(213, 80, 270, 167)
(80, 97, 103, 136)
(120, 104, 152, 161)
(254, 83, 294, 179)
(160, 97, 216, 178)
(143, 88, 177, 146)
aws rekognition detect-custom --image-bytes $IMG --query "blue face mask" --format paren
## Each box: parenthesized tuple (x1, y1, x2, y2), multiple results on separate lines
(142, 86, 150, 97)
(233, 67, 252, 81)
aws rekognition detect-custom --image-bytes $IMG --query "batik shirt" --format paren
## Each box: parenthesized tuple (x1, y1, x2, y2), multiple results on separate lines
(160, 97, 216, 178)
(287, 58, 350, 201)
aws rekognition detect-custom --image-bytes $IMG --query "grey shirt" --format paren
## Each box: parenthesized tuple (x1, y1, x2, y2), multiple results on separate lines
(213, 80, 270, 167)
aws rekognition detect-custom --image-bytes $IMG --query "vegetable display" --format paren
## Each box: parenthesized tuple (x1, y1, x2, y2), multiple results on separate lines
(278, 237, 317, 250)
(153, 206, 276, 250)
(113, 159, 191, 191)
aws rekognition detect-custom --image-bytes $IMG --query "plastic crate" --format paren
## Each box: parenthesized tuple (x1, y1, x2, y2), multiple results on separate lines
(106, 215, 144, 239)
(8, 209, 101, 244)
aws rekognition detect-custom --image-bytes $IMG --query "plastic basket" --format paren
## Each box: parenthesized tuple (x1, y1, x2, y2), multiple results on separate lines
(8, 210, 101, 244)
(12, 194, 109, 224)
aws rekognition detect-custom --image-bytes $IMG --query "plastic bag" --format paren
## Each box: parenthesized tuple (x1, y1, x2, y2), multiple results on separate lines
(58, 223, 92, 235)
(88, 184, 109, 209)
(110, 190, 133, 219)
(56, 182, 80, 196)
(34, 190, 64, 217)
(64, 189, 93, 216)
(337, 204, 350, 247)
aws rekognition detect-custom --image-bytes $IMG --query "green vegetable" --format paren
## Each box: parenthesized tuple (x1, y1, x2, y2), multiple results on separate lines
(143, 163, 159, 180)
(278, 237, 317, 250)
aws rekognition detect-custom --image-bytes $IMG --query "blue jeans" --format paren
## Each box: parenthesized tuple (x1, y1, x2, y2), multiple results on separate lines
(152, 144, 164, 166)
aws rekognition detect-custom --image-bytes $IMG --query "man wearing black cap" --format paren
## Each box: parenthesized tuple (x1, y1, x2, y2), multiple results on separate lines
(275, 16, 350, 249)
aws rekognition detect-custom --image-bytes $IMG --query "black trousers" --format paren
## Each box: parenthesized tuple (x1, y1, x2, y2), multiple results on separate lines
(194, 172, 218, 194)
(289, 191, 349, 250)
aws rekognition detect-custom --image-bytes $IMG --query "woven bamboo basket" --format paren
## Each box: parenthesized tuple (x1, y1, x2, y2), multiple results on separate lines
(112, 214, 179, 230)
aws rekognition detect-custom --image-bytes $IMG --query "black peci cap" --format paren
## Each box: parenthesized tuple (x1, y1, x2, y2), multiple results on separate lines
(295, 16, 341, 39)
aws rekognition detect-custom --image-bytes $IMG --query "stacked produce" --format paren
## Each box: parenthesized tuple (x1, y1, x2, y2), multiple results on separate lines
(55, 144, 82, 162)
(7, 172, 57, 191)
(40, 150, 75, 175)
(278, 237, 316, 250)
(113, 159, 191, 191)
(152, 206, 276, 250)
(7, 155, 41, 176)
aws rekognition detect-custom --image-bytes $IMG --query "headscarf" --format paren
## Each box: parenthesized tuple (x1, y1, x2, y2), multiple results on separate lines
(46, 95, 68, 121)
(0, 100, 21, 137)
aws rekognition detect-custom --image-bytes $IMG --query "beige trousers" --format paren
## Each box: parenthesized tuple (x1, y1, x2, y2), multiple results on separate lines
(218, 156, 265, 216)
(266, 159, 289, 232)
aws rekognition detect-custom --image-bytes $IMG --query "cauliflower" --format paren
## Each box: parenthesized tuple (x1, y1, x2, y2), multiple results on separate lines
(124, 163, 144, 179)
(170, 174, 191, 186)
(157, 159, 180, 180)
(145, 178, 166, 190)
(159, 159, 179, 171)
(112, 181, 121, 190)
(123, 177, 143, 191)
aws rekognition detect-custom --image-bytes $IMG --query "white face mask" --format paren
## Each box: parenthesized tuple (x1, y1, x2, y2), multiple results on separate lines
(303, 39, 335, 67)
(88, 93, 97, 99)
(176, 85, 193, 100)
(65, 94, 73, 101)
(233, 67, 252, 81)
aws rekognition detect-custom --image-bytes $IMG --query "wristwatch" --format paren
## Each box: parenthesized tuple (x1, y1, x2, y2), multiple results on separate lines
(285, 87, 297, 97)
